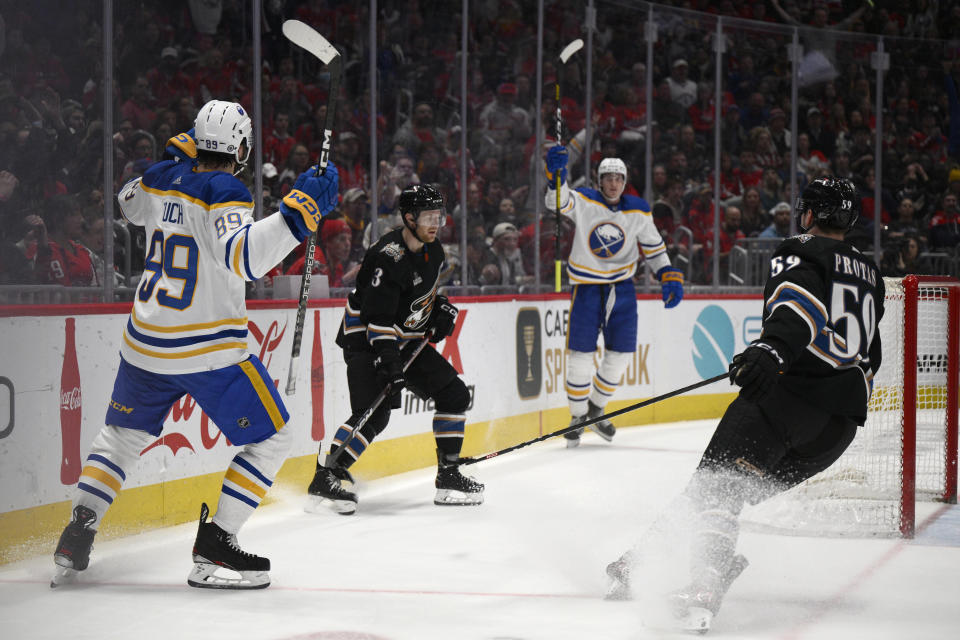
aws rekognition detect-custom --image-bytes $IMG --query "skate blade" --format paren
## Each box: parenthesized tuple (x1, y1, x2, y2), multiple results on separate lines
(304, 494, 356, 516)
(50, 566, 78, 588)
(677, 606, 713, 634)
(187, 562, 270, 590)
(591, 424, 616, 442)
(604, 577, 632, 601)
(434, 489, 484, 506)
(564, 436, 581, 448)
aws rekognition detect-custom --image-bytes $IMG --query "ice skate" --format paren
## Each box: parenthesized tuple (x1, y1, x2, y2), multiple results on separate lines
(564, 415, 586, 448)
(51, 505, 97, 588)
(187, 503, 270, 590)
(587, 400, 616, 441)
(435, 452, 483, 505)
(305, 463, 358, 515)
(604, 555, 633, 600)
(669, 554, 749, 634)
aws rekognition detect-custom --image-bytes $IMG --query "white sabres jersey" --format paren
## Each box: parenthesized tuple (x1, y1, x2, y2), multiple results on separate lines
(117, 160, 298, 373)
(545, 184, 670, 284)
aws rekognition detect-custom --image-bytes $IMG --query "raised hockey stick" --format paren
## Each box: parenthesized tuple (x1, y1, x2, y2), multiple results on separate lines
(553, 38, 583, 293)
(326, 337, 431, 467)
(283, 19, 342, 396)
(455, 372, 729, 466)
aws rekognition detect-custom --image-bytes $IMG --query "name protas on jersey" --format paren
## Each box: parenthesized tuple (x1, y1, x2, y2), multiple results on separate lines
(834, 253, 877, 286)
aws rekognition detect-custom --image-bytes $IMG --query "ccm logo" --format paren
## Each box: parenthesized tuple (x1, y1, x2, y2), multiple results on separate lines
(110, 399, 134, 414)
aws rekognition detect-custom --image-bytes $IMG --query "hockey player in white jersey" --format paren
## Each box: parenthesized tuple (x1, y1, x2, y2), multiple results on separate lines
(544, 145, 683, 447)
(51, 100, 340, 589)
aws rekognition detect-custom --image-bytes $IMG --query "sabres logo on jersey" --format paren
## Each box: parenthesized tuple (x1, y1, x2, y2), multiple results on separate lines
(588, 223, 626, 258)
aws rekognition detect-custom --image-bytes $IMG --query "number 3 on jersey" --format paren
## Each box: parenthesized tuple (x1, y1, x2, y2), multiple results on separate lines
(138, 229, 199, 309)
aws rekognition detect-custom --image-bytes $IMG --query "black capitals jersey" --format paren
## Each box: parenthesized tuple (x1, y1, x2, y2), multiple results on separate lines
(336, 228, 445, 352)
(759, 234, 885, 424)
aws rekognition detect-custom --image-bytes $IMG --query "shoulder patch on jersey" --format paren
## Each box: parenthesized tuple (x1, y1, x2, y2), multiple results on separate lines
(381, 241, 404, 262)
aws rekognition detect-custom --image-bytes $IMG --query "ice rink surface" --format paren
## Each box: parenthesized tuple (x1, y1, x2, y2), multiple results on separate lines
(2, 419, 959, 640)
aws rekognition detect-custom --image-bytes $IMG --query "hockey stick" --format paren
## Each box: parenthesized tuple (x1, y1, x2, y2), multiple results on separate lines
(455, 372, 729, 466)
(553, 38, 584, 293)
(283, 19, 342, 396)
(326, 337, 431, 467)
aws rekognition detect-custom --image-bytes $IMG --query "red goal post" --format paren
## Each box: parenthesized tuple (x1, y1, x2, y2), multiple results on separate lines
(899, 275, 959, 536)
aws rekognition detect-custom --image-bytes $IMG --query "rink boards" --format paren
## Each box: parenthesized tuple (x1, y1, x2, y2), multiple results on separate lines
(0, 293, 757, 562)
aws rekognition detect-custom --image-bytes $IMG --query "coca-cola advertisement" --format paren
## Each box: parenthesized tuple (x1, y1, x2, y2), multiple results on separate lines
(59, 317, 82, 485)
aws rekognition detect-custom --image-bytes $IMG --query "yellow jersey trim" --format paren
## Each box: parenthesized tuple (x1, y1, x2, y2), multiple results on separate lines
(131, 308, 247, 333)
(238, 360, 285, 431)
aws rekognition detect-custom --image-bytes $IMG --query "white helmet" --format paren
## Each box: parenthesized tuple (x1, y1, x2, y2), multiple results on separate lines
(194, 100, 253, 168)
(598, 157, 627, 180)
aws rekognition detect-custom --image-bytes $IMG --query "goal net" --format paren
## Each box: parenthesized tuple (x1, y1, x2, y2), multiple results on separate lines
(742, 276, 958, 538)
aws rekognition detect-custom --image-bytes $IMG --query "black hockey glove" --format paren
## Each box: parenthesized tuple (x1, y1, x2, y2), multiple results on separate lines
(728, 342, 786, 403)
(373, 349, 405, 409)
(430, 295, 459, 342)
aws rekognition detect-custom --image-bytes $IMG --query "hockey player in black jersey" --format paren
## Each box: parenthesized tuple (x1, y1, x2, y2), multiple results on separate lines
(605, 177, 884, 632)
(306, 184, 482, 514)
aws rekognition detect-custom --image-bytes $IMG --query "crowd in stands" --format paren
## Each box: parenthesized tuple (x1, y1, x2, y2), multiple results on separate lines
(1, 0, 959, 294)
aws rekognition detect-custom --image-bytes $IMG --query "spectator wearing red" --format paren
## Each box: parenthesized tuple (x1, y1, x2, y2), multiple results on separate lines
(147, 48, 192, 110)
(392, 102, 446, 154)
(285, 218, 360, 288)
(120, 75, 157, 131)
(706, 152, 742, 202)
(192, 48, 234, 105)
(264, 112, 296, 167)
(34, 196, 96, 286)
(335, 132, 368, 193)
(734, 148, 764, 189)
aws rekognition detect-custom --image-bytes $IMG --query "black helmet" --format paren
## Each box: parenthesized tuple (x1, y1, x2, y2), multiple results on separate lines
(398, 184, 444, 223)
(795, 177, 859, 232)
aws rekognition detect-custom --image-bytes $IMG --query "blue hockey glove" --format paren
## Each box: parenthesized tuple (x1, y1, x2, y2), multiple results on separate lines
(166, 129, 198, 165)
(280, 163, 340, 242)
(656, 266, 684, 309)
(429, 295, 459, 342)
(728, 342, 785, 403)
(545, 145, 568, 185)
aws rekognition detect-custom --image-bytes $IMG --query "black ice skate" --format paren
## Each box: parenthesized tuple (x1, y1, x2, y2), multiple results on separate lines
(669, 554, 749, 633)
(51, 505, 98, 588)
(435, 452, 483, 505)
(305, 463, 358, 515)
(564, 415, 586, 448)
(604, 555, 633, 600)
(587, 400, 616, 441)
(187, 503, 270, 590)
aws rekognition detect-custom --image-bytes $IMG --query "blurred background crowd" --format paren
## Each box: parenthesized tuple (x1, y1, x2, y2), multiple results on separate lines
(0, 0, 959, 301)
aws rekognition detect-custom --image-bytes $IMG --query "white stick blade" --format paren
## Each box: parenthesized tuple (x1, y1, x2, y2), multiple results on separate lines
(282, 19, 339, 65)
(559, 38, 584, 64)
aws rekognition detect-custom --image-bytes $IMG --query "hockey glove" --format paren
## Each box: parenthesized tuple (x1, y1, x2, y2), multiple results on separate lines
(429, 295, 459, 342)
(545, 145, 568, 185)
(166, 129, 198, 166)
(280, 163, 340, 242)
(656, 266, 684, 309)
(728, 342, 785, 403)
(373, 349, 405, 409)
